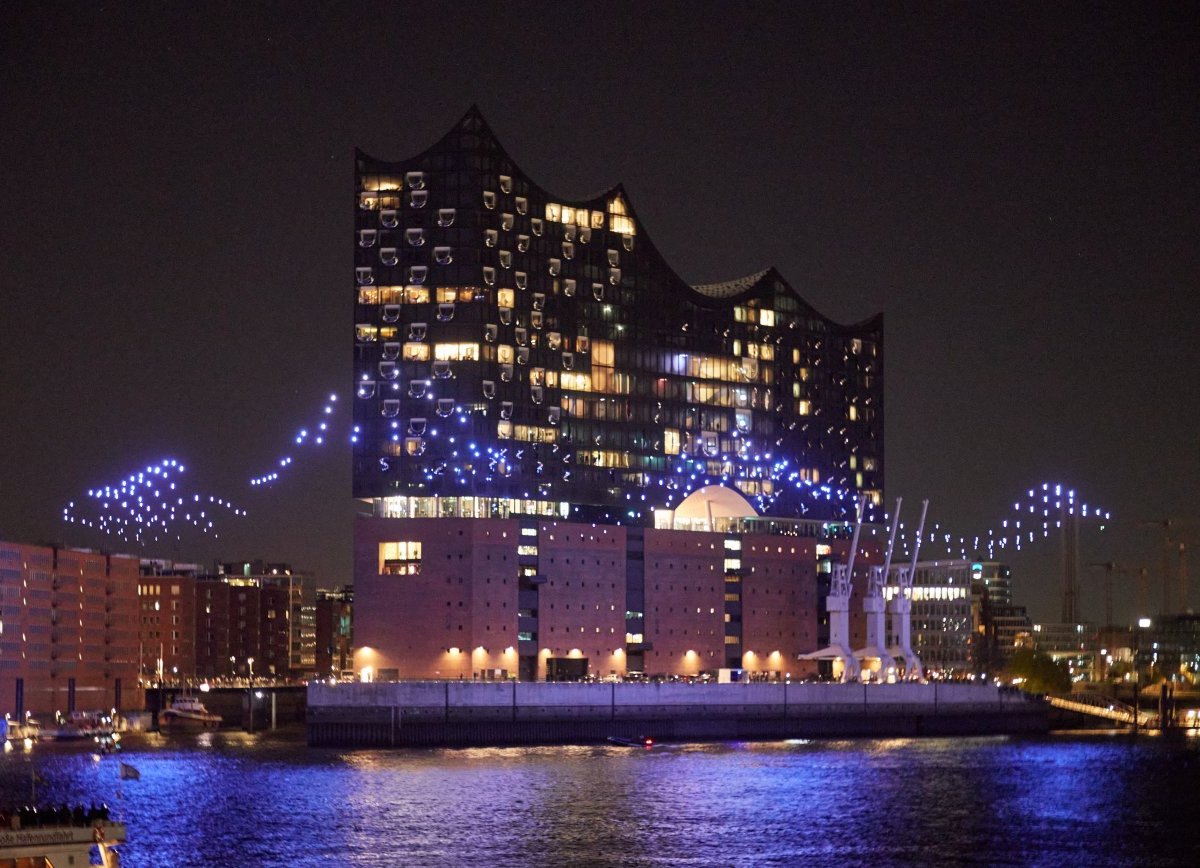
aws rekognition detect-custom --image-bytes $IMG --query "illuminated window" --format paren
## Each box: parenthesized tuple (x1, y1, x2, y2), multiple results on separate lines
(405, 286, 430, 304)
(759, 309, 775, 327)
(434, 343, 480, 361)
(402, 343, 429, 361)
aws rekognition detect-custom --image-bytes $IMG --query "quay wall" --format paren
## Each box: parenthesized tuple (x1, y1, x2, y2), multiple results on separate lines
(307, 682, 1047, 747)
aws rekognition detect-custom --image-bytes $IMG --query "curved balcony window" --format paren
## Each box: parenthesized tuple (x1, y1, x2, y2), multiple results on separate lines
(564, 224, 576, 242)
(499, 307, 513, 325)
(579, 227, 591, 244)
(408, 380, 427, 398)
(530, 385, 543, 404)
(607, 249, 620, 267)
(406, 437, 426, 456)
(547, 407, 561, 425)
(547, 332, 562, 350)
(515, 327, 528, 346)
(485, 229, 498, 248)
(380, 248, 398, 266)
(359, 230, 377, 247)
(562, 352, 574, 370)
(577, 336, 590, 353)
(500, 401, 514, 419)
(382, 342, 401, 360)
(531, 311, 543, 328)
(515, 271, 528, 289)
(515, 196, 528, 215)
(356, 267, 375, 285)
(409, 265, 428, 284)
(499, 174, 513, 193)
(483, 191, 497, 210)
(405, 171, 425, 189)
(408, 417, 427, 436)
(409, 189, 428, 209)
(482, 266, 496, 286)
(434, 246, 453, 265)
(532, 293, 545, 311)
(622, 234, 635, 252)
(437, 303, 455, 322)
(548, 258, 561, 276)
(499, 250, 512, 269)
(436, 398, 455, 417)
(484, 324, 498, 342)
(437, 208, 456, 227)
(380, 210, 398, 228)
(592, 282, 604, 301)
(408, 322, 427, 341)
(405, 228, 425, 247)
(382, 304, 401, 323)
(517, 234, 530, 252)
(531, 218, 544, 236)
(563, 279, 576, 297)
(357, 380, 377, 399)
(609, 267, 621, 285)
(562, 242, 575, 259)
(500, 363, 514, 382)
(432, 361, 453, 379)
(517, 346, 530, 365)
(501, 213, 514, 231)
(379, 360, 398, 379)
(482, 380, 496, 399)
(382, 399, 401, 418)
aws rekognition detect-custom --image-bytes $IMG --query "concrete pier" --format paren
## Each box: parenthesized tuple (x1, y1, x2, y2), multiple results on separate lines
(307, 681, 1047, 747)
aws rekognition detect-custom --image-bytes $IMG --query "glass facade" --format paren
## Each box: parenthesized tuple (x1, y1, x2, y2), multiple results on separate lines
(354, 108, 883, 524)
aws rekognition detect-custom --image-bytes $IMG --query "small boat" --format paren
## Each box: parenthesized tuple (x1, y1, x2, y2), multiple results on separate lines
(606, 735, 655, 748)
(39, 712, 115, 742)
(158, 695, 222, 731)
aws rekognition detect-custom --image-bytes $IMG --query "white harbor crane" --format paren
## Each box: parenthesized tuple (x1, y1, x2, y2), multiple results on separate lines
(801, 494, 867, 682)
(855, 497, 901, 680)
(887, 498, 929, 681)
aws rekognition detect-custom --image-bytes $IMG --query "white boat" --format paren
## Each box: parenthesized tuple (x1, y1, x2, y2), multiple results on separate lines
(157, 695, 222, 731)
(0, 817, 125, 867)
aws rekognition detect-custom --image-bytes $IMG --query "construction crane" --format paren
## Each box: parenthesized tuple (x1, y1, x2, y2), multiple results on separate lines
(1139, 520, 1197, 615)
(1086, 562, 1131, 628)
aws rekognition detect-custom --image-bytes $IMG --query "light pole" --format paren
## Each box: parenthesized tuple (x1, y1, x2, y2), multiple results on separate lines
(1134, 617, 1151, 734)
(247, 657, 255, 685)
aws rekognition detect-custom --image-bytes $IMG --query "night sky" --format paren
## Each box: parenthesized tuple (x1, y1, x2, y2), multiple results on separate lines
(2, 3, 1196, 625)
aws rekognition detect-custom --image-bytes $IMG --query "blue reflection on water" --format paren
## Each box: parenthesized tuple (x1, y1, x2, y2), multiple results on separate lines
(1, 731, 1197, 867)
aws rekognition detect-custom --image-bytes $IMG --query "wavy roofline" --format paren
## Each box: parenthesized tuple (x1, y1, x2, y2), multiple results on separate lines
(358, 106, 882, 335)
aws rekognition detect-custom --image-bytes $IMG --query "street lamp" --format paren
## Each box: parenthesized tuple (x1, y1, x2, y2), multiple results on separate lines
(247, 657, 255, 685)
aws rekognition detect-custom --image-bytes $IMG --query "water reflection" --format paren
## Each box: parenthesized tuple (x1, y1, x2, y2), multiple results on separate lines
(1, 733, 1196, 867)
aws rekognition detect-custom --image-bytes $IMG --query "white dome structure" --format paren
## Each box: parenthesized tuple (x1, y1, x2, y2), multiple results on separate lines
(667, 485, 758, 531)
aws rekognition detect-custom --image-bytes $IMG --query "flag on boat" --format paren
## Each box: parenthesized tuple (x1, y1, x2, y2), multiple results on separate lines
(118, 762, 140, 780)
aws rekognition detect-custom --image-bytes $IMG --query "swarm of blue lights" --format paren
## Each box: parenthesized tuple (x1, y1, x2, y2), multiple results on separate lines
(62, 459, 245, 545)
(61, 388, 1111, 560)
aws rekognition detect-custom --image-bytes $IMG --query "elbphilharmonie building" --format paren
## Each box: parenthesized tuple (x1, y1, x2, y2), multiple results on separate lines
(351, 108, 884, 682)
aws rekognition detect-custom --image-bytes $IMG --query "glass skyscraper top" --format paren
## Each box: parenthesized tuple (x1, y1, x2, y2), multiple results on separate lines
(354, 108, 883, 524)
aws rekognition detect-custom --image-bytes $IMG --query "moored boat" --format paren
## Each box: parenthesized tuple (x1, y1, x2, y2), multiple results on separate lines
(157, 695, 222, 731)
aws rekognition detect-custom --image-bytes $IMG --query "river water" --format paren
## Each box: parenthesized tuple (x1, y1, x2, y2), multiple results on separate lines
(2, 730, 1198, 866)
